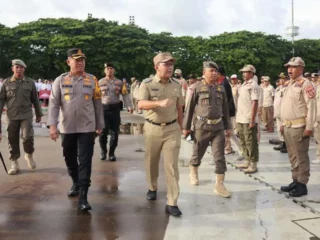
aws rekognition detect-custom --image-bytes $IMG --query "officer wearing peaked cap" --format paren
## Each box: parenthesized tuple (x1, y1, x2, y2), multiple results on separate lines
(48, 48, 104, 211)
(0, 59, 43, 175)
(98, 62, 133, 161)
(183, 61, 233, 198)
(138, 52, 184, 217)
(280, 57, 316, 197)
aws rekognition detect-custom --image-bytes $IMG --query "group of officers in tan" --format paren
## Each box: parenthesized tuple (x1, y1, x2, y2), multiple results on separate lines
(0, 49, 318, 215)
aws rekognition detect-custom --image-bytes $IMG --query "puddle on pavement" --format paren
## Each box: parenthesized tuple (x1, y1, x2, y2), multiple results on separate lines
(119, 123, 144, 135)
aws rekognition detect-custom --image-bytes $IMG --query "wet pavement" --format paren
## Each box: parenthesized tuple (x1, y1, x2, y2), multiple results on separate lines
(0, 111, 320, 239)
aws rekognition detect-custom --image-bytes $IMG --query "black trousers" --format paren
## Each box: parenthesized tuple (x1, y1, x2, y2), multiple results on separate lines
(99, 106, 121, 155)
(61, 132, 95, 188)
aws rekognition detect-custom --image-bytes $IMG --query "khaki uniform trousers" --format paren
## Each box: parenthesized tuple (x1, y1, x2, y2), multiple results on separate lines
(276, 118, 284, 141)
(225, 116, 242, 155)
(144, 121, 181, 206)
(237, 123, 259, 162)
(314, 123, 320, 160)
(262, 106, 274, 130)
(7, 118, 34, 160)
(284, 127, 310, 184)
(190, 128, 227, 174)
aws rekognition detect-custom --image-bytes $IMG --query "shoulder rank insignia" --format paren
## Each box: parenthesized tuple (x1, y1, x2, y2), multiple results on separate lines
(171, 78, 180, 84)
(143, 78, 152, 83)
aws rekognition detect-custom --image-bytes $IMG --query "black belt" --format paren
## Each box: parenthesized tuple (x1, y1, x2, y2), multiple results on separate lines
(145, 119, 176, 126)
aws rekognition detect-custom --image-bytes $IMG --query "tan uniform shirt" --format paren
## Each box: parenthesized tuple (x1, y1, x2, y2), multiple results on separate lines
(236, 78, 260, 124)
(262, 85, 275, 107)
(138, 75, 183, 123)
(183, 81, 232, 131)
(99, 78, 133, 108)
(48, 72, 104, 134)
(316, 85, 320, 124)
(274, 85, 286, 118)
(231, 84, 240, 110)
(281, 76, 316, 131)
(0, 76, 43, 133)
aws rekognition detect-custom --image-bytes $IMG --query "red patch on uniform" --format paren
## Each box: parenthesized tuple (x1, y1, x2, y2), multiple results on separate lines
(305, 85, 315, 99)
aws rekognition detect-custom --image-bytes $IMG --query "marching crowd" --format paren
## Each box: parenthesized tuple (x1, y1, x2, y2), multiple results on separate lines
(0, 49, 319, 217)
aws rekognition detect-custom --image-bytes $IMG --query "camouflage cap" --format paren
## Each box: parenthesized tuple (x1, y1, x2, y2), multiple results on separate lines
(67, 48, 86, 59)
(203, 61, 218, 69)
(284, 57, 305, 67)
(12, 59, 27, 68)
(153, 52, 176, 65)
(239, 64, 256, 73)
(278, 72, 287, 79)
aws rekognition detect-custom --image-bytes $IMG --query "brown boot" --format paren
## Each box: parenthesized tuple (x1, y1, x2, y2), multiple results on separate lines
(214, 174, 231, 198)
(189, 166, 199, 185)
(236, 160, 250, 169)
(244, 162, 258, 174)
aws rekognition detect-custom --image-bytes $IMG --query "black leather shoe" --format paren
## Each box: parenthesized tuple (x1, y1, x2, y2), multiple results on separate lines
(68, 183, 79, 197)
(280, 180, 297, 192)
(273, 143, 284, 151)
(269, 139, 282, 145)
(100, 149, 107, 160)
(109, 155, 117, 162)
(289, 182, 308, 197)
(280, 147, 288, 153)
(146, 190, 157, 200)
(165, 205, 182, 217)
(78, 188, 92, 211)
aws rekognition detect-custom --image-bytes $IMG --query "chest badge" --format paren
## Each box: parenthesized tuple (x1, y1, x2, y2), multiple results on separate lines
(85, 95, 90, 100)
(64, 95, 70, 101)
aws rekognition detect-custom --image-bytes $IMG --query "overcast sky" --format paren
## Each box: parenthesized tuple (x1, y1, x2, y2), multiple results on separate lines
(0, 0, 319, 39)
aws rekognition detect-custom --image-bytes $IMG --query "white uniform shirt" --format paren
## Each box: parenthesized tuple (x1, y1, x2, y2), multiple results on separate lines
(236, 78, 260, 124)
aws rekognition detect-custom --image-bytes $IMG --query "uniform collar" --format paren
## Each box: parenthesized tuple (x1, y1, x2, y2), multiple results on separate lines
(68, 71, 86, 78)
(155, 74, 172, 84)
(243, 78, 253, 85)
(291, 75, 303, 82)
(10, 75, 26, 82)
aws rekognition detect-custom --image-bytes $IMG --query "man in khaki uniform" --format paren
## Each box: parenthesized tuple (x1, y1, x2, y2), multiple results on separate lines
(130, 77, 138, 111)
(0, 59, 42, 175)
(174, 69, 188, 108)
(138, 52, 183, 217)
(312, 71, 320, 164)
(236, 65, 260, 173)
(48, 48, 104, 211)
(183, 62, 232, 198)
(262, 76, 275, 132)
(280, 57, 316, 197)
(273, 73, 288, 153)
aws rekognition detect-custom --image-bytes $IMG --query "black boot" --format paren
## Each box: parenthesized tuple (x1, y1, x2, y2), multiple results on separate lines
(100, 148, 107, 160)
(280, 142, 287, 153)
(78, 187, 92, 211)
(280, 180, 297, 192)
(289, 182, 308, 197)
(109, 154, 117, 161)
(273, 142, 284, 151)
(68, 173, 79, 197)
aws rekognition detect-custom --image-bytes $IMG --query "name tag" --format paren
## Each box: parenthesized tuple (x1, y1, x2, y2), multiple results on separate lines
(83, 85, 92, 88)
(151, 89, 159, 91)
(62, 85, 72, 88)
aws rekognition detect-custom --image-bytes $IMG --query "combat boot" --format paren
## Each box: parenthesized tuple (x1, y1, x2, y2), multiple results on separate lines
(68, 173, 79, 197)
(25, 153, 36, 169)
(100, 148, 107, 160)
(289, 182, 308, 197)
(236, 160, 250, 169)
(273, 142, 284, 151)
(8, 160, 20, 175)
(244, 162, 258, 174)
(78, 187, 92, 211)
(280, 180, 297, 192)
(189, 166, 199, 185)
(214, 174, 231, 198)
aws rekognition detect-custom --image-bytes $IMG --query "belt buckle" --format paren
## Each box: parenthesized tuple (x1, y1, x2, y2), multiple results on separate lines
(161, 123, 166, 126)
(206, 120, 211, 124)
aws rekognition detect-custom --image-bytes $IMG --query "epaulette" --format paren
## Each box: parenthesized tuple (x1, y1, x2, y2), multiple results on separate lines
(61, 72, 68, 77)
(142, 78, 152, 83)
(171, 78, 180, 84)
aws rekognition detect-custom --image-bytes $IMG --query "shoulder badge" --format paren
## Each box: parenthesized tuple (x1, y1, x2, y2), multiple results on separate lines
(142, 78, 152, 83)
(171, 78, 180, 84)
